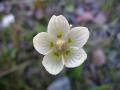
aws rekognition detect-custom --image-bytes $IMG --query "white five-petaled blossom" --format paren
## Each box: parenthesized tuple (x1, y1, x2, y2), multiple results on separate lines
(33, 15, 89, 75)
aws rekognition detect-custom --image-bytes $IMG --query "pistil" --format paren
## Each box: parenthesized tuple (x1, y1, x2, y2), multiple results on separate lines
(55, 39, 67, 53)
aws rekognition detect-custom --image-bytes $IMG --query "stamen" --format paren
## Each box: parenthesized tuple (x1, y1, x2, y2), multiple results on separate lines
(55, 39, 66, 52)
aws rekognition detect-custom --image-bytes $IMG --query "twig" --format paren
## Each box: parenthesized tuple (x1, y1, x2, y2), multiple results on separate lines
(0, 61, 31, 78)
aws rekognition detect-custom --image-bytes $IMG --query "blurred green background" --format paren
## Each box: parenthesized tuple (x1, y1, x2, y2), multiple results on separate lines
(0, 0, 120, 90)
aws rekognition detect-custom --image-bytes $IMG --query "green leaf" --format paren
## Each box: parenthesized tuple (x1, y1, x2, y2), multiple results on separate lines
(65, 4, 75, 13)
(87, 84, 110, 90)
(68, 65, 84, 80)
(35, 23, 46, 32)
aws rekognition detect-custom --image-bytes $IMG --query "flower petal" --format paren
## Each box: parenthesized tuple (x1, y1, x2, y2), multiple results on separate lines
(47, 15, 70, 39)
(33, 32, 55, 55)
(42, 51, 64, 75)
(67, 27, 89, 48)
(64, 48, 87, 68)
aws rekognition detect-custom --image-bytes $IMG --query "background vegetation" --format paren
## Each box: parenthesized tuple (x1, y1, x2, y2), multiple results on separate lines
(0, 0, 120, 90)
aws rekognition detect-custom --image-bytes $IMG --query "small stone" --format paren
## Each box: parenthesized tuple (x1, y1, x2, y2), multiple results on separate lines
(94, 12, 107, 25)
(47, 76, 71, 90)
(92, 48, 106, 66)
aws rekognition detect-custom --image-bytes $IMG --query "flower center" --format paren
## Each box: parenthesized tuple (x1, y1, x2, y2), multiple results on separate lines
(55, 39, 67, 52)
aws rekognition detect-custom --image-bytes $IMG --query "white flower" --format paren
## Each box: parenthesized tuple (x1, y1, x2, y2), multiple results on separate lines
(33, 15, 89, 75)
(2, 14, 15, 28)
